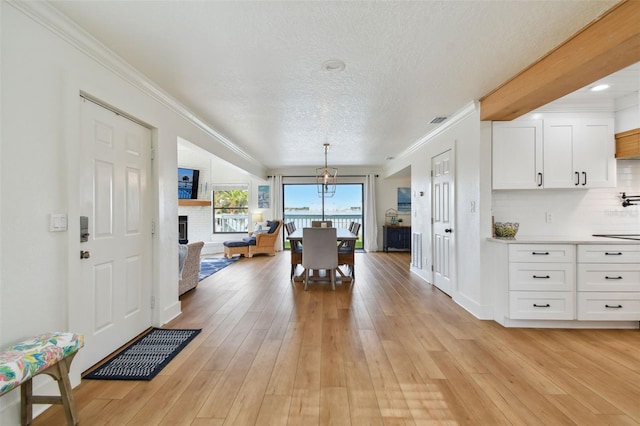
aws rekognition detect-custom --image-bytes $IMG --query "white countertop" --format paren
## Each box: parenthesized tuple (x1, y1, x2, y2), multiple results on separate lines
(488, 235, 640, 244)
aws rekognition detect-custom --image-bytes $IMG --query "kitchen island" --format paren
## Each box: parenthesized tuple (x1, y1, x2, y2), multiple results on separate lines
(488, 235, 640, 329)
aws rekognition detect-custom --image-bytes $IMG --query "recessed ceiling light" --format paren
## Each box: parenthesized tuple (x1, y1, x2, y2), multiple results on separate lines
(322, 59, 345, 72)
(590, 84, 610, 92)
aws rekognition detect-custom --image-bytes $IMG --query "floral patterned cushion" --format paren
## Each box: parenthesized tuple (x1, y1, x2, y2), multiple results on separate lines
(0, 332, 83, 396)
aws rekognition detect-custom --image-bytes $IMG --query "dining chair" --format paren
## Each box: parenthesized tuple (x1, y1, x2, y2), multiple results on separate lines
(302, 227, 338, 290)
(285, 222, 302, 280)
(338, 235, 357, 279)
(311, 220, 333, 228)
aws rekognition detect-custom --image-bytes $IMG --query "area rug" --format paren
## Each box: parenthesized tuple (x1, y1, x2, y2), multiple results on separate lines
(199, 256, 238, 281)
(84, 328, 200, 380)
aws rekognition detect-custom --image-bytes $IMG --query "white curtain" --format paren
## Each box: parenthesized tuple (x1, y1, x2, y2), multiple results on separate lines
(270, 175, 284, 251)
(364, 174, 379, 252)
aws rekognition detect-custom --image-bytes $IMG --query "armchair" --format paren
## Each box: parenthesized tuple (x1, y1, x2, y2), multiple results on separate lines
(248, 220, 282, 257)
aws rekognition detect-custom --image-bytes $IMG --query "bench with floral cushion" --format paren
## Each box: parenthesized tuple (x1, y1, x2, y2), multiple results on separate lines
(0, 332, 84, 426)
(223, 220, 282, 258)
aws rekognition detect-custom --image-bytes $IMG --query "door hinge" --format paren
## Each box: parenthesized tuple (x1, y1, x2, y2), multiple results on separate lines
(431, 264, 434, 271)
(150, 147, 155, 160)
(151, 221, 156, 234)
(150, 296, 155, 309)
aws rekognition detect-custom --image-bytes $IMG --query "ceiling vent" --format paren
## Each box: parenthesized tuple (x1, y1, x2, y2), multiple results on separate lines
(430, 116, 447, 124)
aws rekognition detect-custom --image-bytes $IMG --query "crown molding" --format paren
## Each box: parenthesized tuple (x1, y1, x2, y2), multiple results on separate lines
(395, 101, 479, 161)
(7, 0, 260, 167)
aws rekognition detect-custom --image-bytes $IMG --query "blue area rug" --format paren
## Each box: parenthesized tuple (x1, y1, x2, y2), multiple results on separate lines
(84, 328, 200, 380)
(199, 256, 239, 281)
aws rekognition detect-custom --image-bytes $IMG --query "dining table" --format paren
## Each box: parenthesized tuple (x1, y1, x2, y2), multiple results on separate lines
(286, 227, 358, 282)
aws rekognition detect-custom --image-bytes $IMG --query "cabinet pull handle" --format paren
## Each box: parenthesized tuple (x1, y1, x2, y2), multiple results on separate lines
(582, 171, 587, 186)
(574, 171, 580, 186)
(532, 275, 550, 279)
(533, 303, 551, 308)
(531, 252, 549, 255)
(605, 252, 622, 256)
(605, 304, 623, 309)
(605, 276, 623, 280)
(537, 172, 543, 187)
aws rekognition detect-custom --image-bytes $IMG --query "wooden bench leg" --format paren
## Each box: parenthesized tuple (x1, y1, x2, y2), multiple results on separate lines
(20, 354, 79, 426)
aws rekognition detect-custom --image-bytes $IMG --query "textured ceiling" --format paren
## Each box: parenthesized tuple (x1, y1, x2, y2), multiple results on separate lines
(49, 0, 621, 169)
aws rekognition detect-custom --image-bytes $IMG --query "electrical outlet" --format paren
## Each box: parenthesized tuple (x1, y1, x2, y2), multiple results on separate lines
(545, 212, 553, 223)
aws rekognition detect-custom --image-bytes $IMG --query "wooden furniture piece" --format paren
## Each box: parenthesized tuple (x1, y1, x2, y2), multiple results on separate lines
(0, 332, 84, 426)
(383, 225, 411, 252)
(178, 241, 204, 296)
(287, 227, 357, 283)
(339, 222, 360, 279)
(302, 227, 339, 290)
(615, 128, 640, 159)
(248, 220, 282, 257)
(285, 222, 302, 280)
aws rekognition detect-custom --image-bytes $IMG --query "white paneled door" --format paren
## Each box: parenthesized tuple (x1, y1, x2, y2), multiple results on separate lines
(75, 98, 152, 372)
(432, 149, 455, 296)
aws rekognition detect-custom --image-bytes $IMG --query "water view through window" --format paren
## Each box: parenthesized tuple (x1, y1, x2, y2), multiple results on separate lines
(283, 183, 363, 248)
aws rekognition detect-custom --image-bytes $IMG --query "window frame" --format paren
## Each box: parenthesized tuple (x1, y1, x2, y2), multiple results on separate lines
(212, 185, 250, 234)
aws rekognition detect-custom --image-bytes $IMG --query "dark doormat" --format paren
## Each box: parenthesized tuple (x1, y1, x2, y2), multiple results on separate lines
(84, 328, 200, 380)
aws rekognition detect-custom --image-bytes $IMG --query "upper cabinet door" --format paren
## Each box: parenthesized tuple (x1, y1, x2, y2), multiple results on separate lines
(544, 119, 615, 189)
(492, 120, 543, 189)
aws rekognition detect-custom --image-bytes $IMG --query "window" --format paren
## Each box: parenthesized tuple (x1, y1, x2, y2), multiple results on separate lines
(283, 183, 364, 248)
(213, 185, 249, 233)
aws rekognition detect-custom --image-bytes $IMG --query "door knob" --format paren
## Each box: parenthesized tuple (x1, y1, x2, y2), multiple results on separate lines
(80, 250, 91, 259)
(444, 228, 453, 233)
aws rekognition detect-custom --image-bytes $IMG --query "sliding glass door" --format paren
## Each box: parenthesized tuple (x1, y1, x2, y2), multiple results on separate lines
(283, 183, 363, 248)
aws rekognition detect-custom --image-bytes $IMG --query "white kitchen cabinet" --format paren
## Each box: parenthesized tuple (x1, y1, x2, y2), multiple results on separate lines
(543, 119, 615, 188)
(492, 120, 543, 189)
(492, 118, 615, 189)
(508, 244, 575, 320)
(577, 245, 640, 320)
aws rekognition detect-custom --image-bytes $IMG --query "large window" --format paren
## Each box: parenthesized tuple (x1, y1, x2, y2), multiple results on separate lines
(283, 183, 364, 248)
(213, 185, 249, 233)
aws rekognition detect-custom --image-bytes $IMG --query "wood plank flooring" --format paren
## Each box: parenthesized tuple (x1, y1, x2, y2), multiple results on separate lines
(33, 251, 640, 425)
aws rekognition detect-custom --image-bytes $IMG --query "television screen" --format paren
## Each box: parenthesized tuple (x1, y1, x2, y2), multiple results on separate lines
(178, 167, 200, 199)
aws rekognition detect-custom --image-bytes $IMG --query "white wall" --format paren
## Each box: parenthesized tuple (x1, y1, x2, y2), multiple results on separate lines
(386, 103, 494, 319)
(615, 91, 640, 132)
(0, 4, 264, 423)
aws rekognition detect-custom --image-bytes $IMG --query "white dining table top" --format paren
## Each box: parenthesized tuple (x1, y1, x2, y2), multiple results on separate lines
(286, 227, 357, 241)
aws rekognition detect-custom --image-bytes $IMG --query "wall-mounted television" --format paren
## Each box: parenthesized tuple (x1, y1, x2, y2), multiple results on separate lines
(178, 167, 200, 199)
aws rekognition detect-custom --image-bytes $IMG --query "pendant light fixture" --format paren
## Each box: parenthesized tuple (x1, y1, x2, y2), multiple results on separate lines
(316, 143, 337, 198)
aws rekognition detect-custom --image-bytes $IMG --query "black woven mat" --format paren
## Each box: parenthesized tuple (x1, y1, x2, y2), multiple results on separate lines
(84, 328, 200, 380)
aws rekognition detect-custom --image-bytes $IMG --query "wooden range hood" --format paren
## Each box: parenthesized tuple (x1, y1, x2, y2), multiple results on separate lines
(616, 128, 640, 159)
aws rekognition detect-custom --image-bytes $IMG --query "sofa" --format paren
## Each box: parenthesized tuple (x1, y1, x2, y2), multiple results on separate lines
(223, 220, 282, 258)
(179, 241, 204, 296)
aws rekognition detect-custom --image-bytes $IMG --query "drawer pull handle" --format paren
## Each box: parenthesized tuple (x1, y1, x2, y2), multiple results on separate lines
(605, 252, 622, 256)
(605, 304, 623, 309)
(532, 275, 550, 279)
(531, 252, 550, 255)
(533, 303, 551, 308)
(605, 276, 623, 280)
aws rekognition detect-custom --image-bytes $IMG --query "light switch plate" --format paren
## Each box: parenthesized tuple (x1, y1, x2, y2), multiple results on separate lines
(50, 213, 68, 232)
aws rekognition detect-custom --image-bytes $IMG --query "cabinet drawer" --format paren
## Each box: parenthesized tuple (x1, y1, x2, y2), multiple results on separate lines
(577, 244, 640, 263)
(509, 244, 575, 263)
(577, 264, 640, 291)
(577, 292, 640, 320)
(509, 263, 574, 291)
(509, 291, 574, 320)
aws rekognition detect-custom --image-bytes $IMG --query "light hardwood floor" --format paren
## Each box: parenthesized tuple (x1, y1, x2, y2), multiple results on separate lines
(34, 251, 640, 425)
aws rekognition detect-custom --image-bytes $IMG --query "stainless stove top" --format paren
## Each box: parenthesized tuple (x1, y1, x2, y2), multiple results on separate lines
(592, 234, 640, 241)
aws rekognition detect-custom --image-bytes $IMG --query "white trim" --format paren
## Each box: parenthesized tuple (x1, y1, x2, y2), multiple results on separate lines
(396, 101, 478, 161)
(7, 0, 261, 168)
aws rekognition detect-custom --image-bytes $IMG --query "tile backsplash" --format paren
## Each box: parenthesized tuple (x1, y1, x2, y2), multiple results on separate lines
(492, 160, 640, 236)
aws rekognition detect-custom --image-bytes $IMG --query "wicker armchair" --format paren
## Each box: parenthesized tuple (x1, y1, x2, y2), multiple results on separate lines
(249, 220, 282, 257)
(179, 241, 204, 296)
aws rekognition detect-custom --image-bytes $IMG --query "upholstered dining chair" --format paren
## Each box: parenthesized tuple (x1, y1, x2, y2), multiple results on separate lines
(285, 222, 302, 280)
(302, 227, 338, 290)
(311, 220, 332, 228)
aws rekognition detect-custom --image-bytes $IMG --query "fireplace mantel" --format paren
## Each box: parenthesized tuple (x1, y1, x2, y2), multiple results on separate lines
(178, 200, 211, 206)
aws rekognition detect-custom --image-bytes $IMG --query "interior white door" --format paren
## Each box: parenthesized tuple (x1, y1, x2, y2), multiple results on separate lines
(432, 149, 455, 296)
(75, 98, 152, 372)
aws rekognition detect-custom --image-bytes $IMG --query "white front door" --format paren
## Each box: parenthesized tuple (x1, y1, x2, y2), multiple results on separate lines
(432, 149, 455, 296)
(75, 98, 152, 372)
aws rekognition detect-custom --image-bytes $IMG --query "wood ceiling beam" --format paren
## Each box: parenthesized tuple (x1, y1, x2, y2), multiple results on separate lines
(480, 0, 640, 121)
